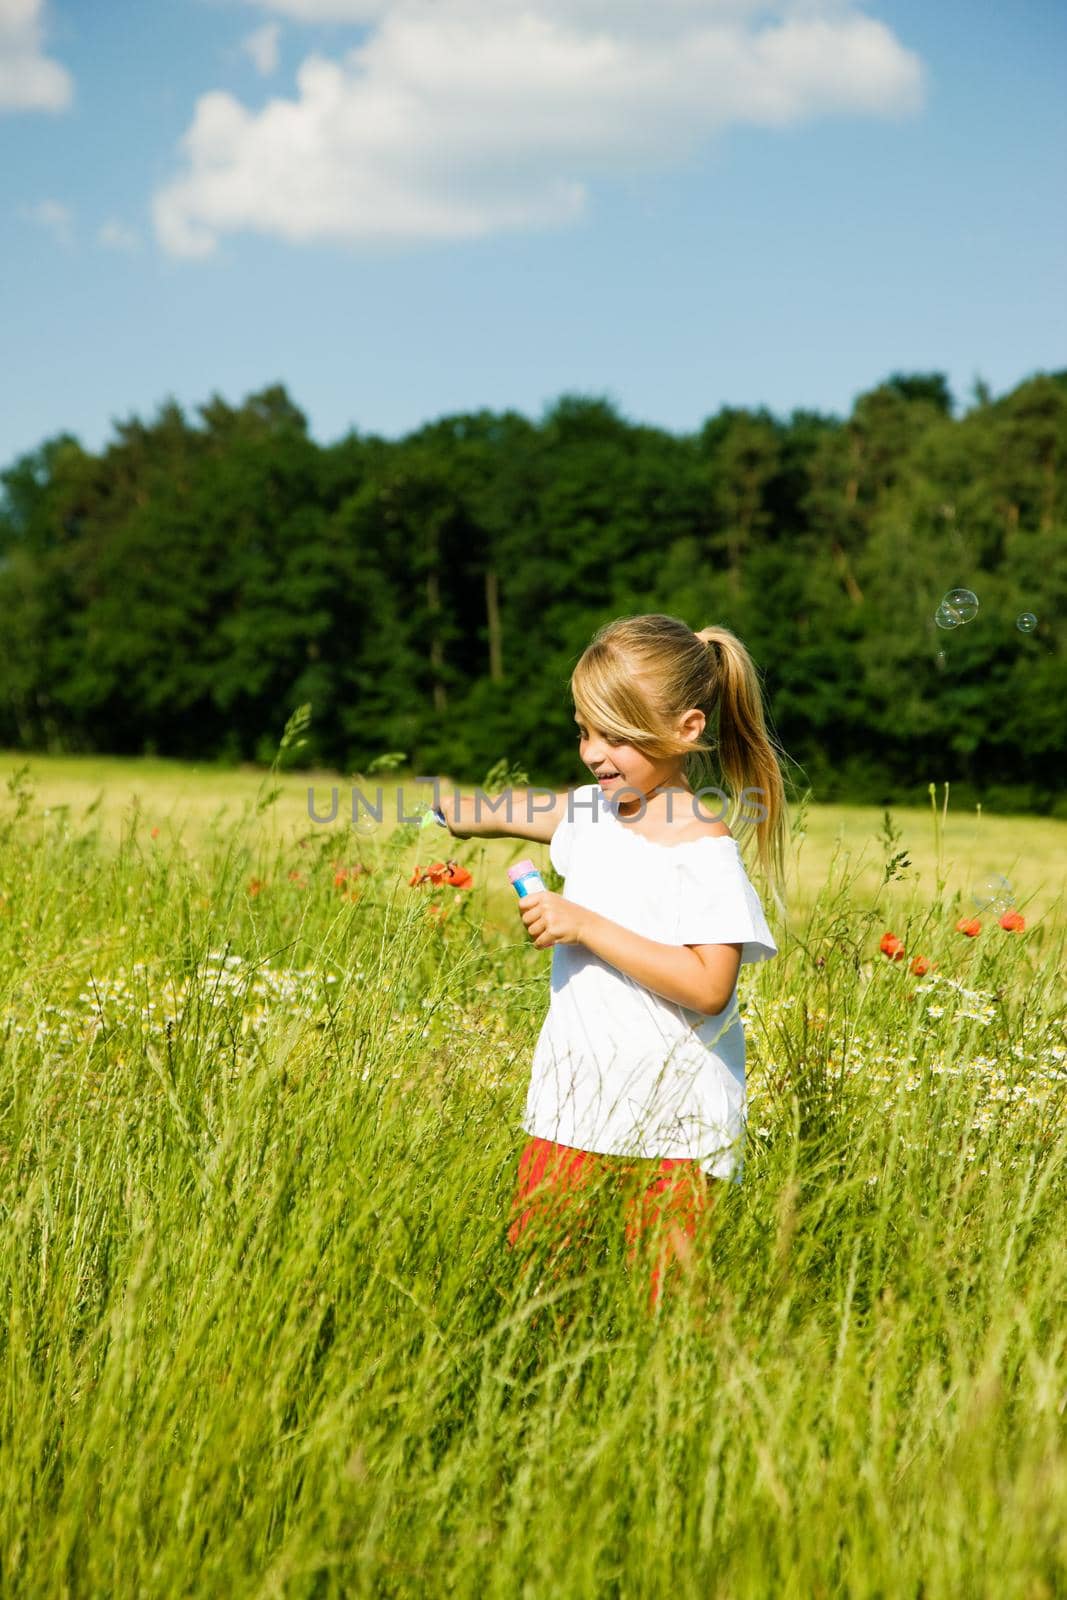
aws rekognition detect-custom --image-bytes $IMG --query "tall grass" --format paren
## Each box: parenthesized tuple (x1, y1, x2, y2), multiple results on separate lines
(0, 759, 1064, 1598)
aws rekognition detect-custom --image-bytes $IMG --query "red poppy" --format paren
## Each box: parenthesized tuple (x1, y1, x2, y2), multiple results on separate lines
(998, 910, 1026, 932)
(288, 870, 307, 887)
(909, 954, 932, 976)
(150, 826, 160, 839)
(410, 860, 473, 890)
(879, 931, 905, 961)
(248, 877, 266, 897)
(333, 862, 368, 881)
(956, 917, 981, 937)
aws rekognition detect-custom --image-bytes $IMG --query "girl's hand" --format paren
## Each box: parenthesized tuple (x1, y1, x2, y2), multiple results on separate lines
(517, 890, 589, 949)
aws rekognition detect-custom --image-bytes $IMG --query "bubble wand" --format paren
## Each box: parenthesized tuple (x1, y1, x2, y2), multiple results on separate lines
(418, 802, 449, 831)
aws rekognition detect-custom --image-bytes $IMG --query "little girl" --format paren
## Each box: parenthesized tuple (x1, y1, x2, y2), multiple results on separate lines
(443, 613, 788, 1313)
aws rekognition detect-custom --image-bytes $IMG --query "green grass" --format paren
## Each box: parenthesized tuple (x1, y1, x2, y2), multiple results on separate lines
(0, 753, 1064, 1597)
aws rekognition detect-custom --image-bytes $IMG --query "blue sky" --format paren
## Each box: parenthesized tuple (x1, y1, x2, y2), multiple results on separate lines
(2, 0, 1065, 470)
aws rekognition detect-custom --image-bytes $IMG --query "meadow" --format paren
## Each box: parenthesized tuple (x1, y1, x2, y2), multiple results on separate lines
(0, 748, 1064, 1598)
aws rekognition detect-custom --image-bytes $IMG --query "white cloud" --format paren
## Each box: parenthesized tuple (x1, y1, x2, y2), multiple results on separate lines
(0, 0, 73, 113)
(155, 0, 924, 257)
(242, 21, 281, 75)
(22, 196, 73, 246)
(98, 218, 142, 252)
(243, 0, 871, 27)
(246, 0, 388, 18)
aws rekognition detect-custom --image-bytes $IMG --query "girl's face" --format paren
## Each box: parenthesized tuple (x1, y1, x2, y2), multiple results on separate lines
(574, 715, 688, 802)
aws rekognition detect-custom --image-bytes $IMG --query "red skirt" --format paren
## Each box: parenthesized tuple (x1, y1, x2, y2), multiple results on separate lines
(506, 1133, 719, 1312)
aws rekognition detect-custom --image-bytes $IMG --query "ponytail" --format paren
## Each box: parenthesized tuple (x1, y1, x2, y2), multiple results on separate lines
(691, 625, 790, 918)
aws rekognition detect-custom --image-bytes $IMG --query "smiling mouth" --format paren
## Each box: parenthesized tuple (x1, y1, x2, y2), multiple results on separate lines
(596, 771, 621, 781)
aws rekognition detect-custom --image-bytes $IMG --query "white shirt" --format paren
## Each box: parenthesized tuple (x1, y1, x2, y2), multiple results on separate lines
(520, 782, 778, 1183)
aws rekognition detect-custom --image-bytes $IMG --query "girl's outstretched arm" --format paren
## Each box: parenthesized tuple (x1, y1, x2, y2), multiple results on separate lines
(442, 787, 571, 845)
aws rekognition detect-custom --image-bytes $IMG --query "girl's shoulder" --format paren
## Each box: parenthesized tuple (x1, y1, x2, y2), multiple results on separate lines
(668, 826, 778, 964)
(666, 812, 733, 846)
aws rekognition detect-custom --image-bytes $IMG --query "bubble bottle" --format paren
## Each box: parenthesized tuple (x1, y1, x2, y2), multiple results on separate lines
(508, 859, 546, 898)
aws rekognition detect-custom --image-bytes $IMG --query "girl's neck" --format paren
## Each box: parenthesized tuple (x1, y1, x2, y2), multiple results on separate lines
(615, 774, 691, 815)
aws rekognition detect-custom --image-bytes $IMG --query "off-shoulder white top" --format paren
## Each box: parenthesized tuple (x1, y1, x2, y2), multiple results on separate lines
(520, 782, 778, 1182)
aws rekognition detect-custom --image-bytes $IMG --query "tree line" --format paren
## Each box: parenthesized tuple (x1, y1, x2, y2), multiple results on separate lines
(1, 371, 1064, 814)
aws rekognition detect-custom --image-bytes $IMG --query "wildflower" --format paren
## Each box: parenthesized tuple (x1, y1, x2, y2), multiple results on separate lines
(956, 917, 981, 937)
(879, 931, 906, 961)
(287, 870, 307, 887)
(248, 877, 266, 897)
(409, 860, 473, 890)
(998, 910, 1026, 932)
(333, 863, 368, 889)
(909, 954, 933, 976)
(150, 826, 160, 839)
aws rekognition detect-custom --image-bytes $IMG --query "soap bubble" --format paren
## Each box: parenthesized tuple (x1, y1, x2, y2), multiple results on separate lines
(934, 587, 979, 630)
(971, 873, 1015, 915)
(943, 588, 979, 623)
(1016, 612, 1037, 633)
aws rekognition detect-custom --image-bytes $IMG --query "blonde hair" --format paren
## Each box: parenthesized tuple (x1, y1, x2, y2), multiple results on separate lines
(570, 613, 792, 916)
